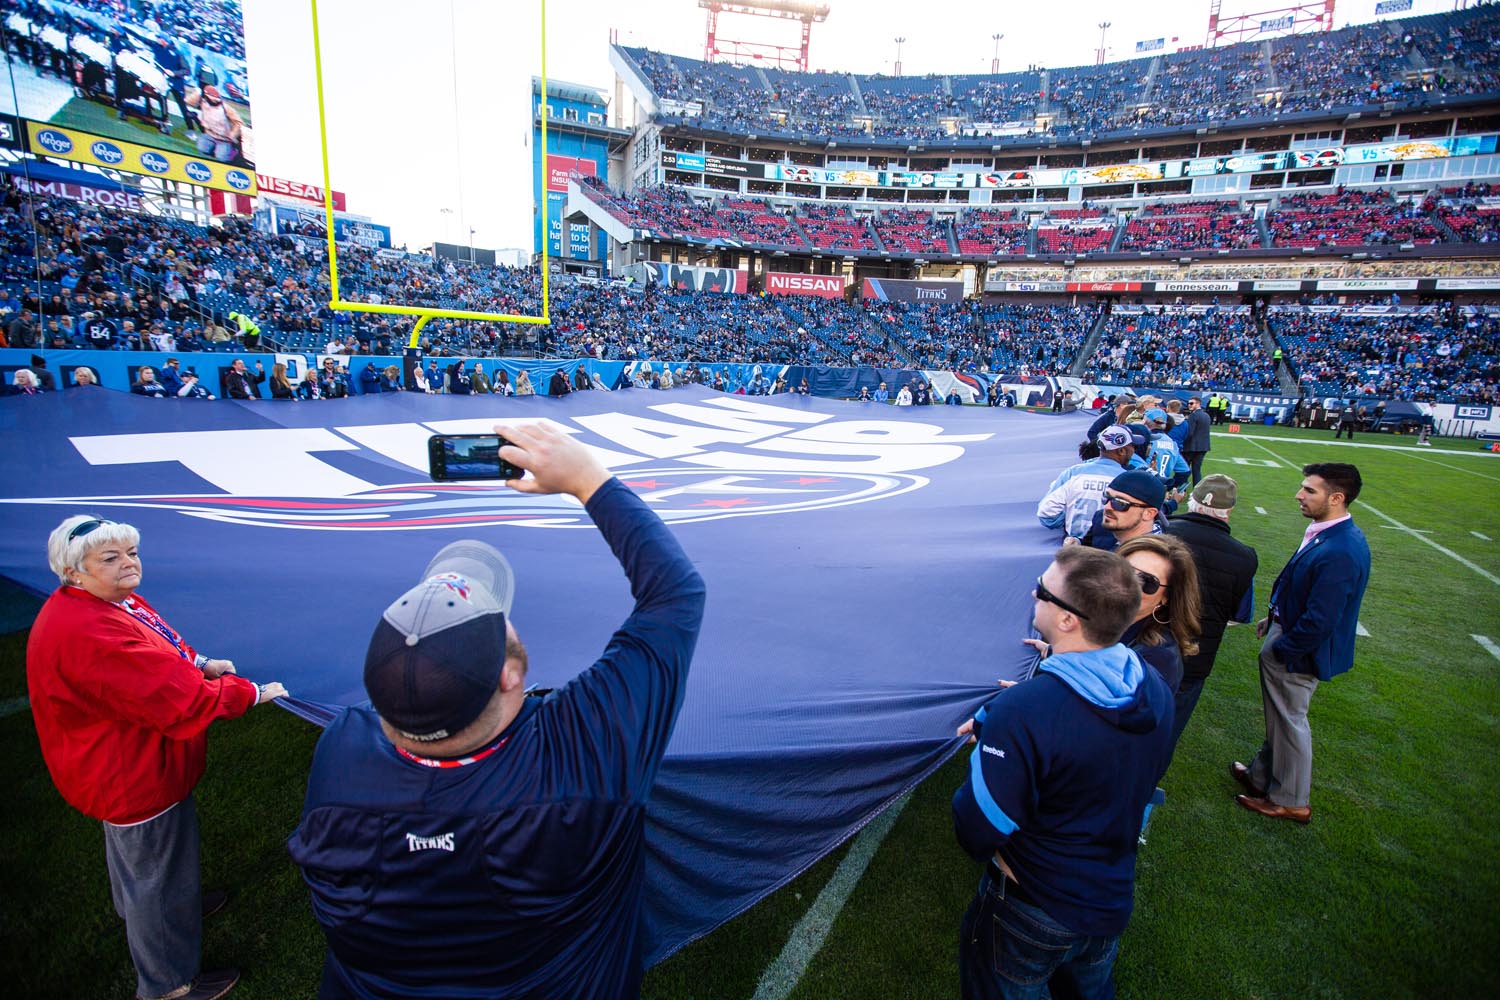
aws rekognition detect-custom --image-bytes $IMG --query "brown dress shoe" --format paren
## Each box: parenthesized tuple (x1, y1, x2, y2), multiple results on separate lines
(1236, 794, 1311, 824)
(1229, 761, 1266, 798)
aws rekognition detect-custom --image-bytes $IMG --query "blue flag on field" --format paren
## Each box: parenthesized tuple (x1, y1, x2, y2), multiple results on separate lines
(0, 387, 1082, 963)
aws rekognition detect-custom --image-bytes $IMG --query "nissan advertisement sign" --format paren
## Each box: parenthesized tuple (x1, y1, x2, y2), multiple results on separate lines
(765, 272, 847, 298)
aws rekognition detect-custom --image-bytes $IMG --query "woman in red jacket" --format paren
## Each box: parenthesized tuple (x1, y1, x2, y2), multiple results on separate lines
(27, 515, 289, 1000)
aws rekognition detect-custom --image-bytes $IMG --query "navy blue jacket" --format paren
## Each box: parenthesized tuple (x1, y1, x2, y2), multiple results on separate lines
(1269, 518, 1370, 681)
(287, 479, 706, 999)
(952, 644, 1173, 937)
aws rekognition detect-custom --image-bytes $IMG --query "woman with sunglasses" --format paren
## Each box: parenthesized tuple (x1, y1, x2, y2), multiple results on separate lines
(1114, 534, 1202, 695)
(26, 515, 289, 1000)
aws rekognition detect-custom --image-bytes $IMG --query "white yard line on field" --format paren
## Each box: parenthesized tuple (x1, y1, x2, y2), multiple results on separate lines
(1473, 532, 1493, 542)
(1254, 506, 1267, 515)
(1471, 635, 1500, 663)
(1240, 437, 1500, 587)
(1234, 433, 1500, 460)
(750, 792, 911, 1000)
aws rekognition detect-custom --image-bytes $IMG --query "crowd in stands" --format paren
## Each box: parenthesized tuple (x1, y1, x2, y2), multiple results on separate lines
(871, 210, 951, 256)
(1271, 309, 1500, 402)
(1120, 202, 1261, 252)
(1268, 188, 1443, 248)
(1086, 310, 1279, 392)
(795, 203, 878, 252)
(953, 211, 1029, 256)
(1434, 182, 1500, 244)
(621, 5, 1500, 142)
(3, 179, 1498, 403)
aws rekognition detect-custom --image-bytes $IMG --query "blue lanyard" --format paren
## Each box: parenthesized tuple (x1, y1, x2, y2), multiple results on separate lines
(119, 598, 190, 661)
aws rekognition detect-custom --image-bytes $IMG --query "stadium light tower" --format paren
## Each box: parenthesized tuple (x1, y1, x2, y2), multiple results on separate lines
(699, 0, 831, 73)
(1096, 22, 1112, 65)
(894, 36, 906, 77)
(991, 33, 1004, 75)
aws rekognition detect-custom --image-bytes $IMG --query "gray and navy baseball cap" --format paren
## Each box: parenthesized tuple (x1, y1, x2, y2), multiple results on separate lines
(363, 540, 515, 743)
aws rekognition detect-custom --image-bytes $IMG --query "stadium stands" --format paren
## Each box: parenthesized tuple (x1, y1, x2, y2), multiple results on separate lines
(1085, 310, 1279, 391)
(619, 5, 1500, 143)
(1270, 309, 1500, 402)
(1119, 201, 1261, 252)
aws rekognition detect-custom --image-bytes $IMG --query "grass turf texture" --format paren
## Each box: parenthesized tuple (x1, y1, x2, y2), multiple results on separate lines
(2, 424, 1498, 998)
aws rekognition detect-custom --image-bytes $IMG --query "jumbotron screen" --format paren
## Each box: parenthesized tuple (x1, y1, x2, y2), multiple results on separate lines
(1, 0, 255, 189)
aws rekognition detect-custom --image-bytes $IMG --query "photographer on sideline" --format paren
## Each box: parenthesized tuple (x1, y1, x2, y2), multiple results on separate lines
(288, 421, 707, 999)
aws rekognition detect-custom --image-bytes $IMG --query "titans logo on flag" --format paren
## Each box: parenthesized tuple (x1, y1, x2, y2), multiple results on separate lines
(0, 387, 1081, 965)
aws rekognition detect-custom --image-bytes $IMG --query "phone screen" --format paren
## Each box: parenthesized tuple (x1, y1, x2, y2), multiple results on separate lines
(428, 434, 523, 481)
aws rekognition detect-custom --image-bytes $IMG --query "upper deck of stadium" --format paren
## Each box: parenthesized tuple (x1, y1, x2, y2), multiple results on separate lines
(610, 4, 1500, 149)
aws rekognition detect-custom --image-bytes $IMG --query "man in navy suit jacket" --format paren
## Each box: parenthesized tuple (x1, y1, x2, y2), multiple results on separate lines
(1232, 463, 1370, 824)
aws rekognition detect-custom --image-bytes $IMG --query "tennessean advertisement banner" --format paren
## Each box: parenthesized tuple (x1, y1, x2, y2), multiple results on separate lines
(861, 277, 963, 303)
(255, 174, 347, 211)
(765, 272, 846, 298)
(1155, 281, 1239, 292)
(10, 175, 143, 211)
(26, 121, 257, 195)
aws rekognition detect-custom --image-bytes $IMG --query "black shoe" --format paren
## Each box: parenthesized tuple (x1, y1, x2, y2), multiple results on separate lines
(201, 889, 228, 920)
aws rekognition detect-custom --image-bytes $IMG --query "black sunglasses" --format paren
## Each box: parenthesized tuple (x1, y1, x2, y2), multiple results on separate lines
(67, 517, 114, 542)
(1034, 577, 1090, 620)
(1136, 570, 1167, 596)
(1104, 494, 1151, 512)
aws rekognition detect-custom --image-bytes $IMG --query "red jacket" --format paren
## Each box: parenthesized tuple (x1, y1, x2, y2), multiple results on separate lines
(27, 587, 259, 824)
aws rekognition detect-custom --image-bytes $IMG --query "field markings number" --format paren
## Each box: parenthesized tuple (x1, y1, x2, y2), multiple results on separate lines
(1474, 532, 1493, 542)
(1472, 635, 1500, 663)
(1240, 437, 1500, 587)
(1356, 621, 1371, 637)
(751, 791, 911, 1000)
(1380, 525, 1432, 534)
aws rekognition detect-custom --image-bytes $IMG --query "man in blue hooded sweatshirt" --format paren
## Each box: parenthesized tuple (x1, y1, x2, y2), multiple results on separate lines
(954, 546, 1174, 999)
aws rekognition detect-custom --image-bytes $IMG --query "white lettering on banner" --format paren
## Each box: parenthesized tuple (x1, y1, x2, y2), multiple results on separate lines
(70, 428, 367, 497)
(28, 406, 994, 529)
(766, 273, 845, 296)
(915, 288, 949, 300)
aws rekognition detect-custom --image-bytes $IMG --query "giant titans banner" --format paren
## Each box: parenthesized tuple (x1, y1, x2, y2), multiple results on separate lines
(0, 388, 1082, 964)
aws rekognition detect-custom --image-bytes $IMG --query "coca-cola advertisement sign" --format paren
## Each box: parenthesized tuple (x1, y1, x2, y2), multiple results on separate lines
(254, 174, 347, 211)
(860, 277, 964, 303)
(765, 272, 846, 298)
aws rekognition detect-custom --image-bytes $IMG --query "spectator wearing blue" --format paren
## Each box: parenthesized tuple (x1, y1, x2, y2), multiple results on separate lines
(159, 358, 187, 396)
(1085, 391, 1138, 444)
(953, 545, 1173, 1000)
(130, 367, 169, 398)
(448, 361, 472, 396)
(1165, 399, 1189, 447)
(1038, 426, 1140, 542)
(1143, 409, 1191, 492)
(358, 363, 381, 395)
(1080, 469, 1167, 553)
(288, 421, 705, 999)
(873, 381, 890, 402)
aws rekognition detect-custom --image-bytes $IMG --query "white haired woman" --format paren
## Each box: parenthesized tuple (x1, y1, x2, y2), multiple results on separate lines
(5, 368, 44, 395)
(27, 515, 289, 1000)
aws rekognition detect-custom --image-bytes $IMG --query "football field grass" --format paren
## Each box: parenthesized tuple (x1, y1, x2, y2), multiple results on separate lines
(2, 423, 1497, 999)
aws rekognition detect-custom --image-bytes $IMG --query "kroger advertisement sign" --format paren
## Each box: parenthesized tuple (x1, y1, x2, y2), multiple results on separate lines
(25, 121, 258, 195)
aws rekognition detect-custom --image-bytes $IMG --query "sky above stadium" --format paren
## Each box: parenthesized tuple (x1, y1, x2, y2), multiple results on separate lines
(244, 0, 1452, 256)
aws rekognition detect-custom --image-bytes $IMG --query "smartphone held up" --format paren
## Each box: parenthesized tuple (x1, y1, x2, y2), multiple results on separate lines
(428, 434, 525, 482)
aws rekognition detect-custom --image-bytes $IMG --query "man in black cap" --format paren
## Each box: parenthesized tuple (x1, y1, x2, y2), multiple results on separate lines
(288, 421, 706, 1000)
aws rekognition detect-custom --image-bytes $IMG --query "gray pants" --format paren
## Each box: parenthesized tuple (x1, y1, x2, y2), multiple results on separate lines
(1249, 624, 1320, 808)
(103, 796, 202, 999)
